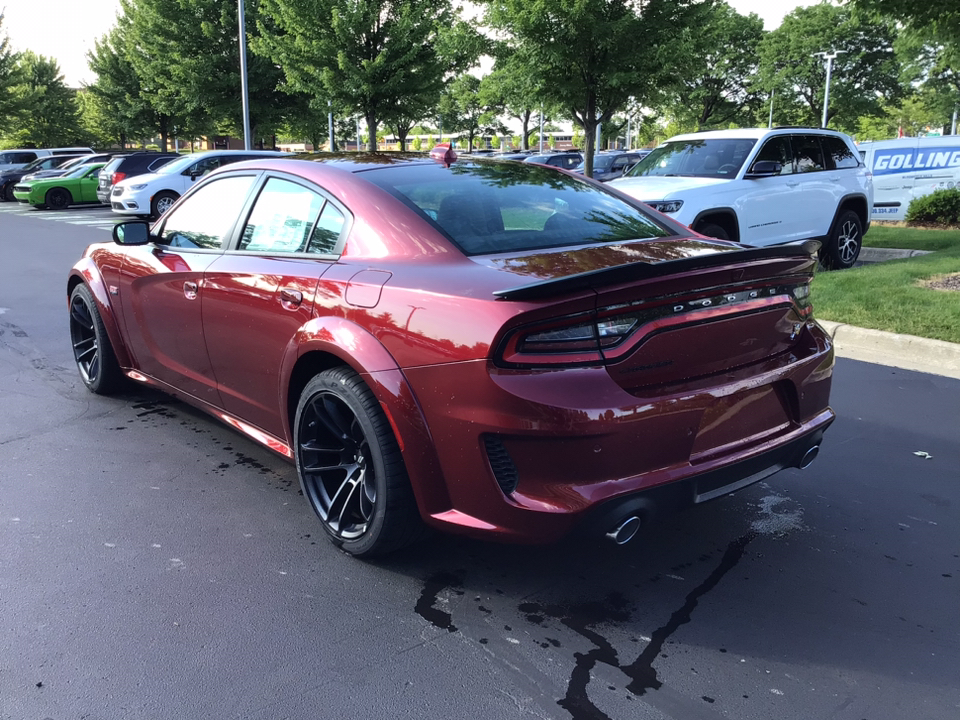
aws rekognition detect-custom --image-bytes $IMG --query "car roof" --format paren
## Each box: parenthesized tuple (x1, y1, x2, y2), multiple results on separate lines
(666, 127, 848, 142)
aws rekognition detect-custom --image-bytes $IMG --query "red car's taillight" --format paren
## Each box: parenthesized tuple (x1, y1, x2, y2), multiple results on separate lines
(497, 281, 813, 368)
(112, 171, 126, 184)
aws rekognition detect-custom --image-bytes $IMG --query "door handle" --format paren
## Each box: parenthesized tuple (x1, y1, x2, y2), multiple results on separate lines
(786, 181, 800, 188)
(280, 287, 303, 308)
(183, 281, 198, 300)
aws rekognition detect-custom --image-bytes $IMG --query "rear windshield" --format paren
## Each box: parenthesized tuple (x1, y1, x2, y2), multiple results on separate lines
(363, 160, 671, 256)
(103, 157, 124, 174)
(626, 138, 757, 179)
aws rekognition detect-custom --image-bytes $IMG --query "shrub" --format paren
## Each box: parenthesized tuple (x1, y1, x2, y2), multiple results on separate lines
(905, 188, 960, 226)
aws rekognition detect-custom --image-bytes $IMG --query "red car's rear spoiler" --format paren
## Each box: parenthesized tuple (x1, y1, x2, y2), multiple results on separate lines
(493, 240, 821, 301)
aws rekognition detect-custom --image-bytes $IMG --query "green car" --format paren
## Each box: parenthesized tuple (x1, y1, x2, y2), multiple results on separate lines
(13, 163, 106, 209)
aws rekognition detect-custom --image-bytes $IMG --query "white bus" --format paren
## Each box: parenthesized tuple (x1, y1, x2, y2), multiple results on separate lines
(859, 136, 960, 222)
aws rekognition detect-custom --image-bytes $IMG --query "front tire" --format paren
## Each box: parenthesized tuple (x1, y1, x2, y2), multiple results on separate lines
(696, 222, 730, 241)
(295, 367, 424, 557)
(151, 191, 178, 218)
(1, 183, 13, 202)
(45, 187, 70, 210)
(69, 284, 123, 394)
(820, 210, 862, 270)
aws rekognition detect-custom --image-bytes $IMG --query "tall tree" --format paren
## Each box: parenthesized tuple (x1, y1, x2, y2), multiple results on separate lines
(122, 0, 286, 149)
(0, 12, 24, 134)
(4, 52, 88, 147)
(439, 74, 505, 152)
(256, 0, 481, 151)
(85, 23, 156, 147)
(484, 0, 712, 177)
(757, 3, 901, 131)
(660, 2, 764, 130)
(480, 44, 551, 151)
(895, 27, 960, 131)
(852, 0, 960, 38)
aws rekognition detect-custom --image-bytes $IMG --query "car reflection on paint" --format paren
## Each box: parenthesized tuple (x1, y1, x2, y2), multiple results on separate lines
(67, 148, 834, 557)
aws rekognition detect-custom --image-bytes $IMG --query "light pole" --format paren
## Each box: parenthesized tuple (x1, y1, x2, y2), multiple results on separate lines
(328, 100, 334, 152)
(813, 50, 845, 128)
(768, 87, 775, 129)
(237, 0, 252, 150)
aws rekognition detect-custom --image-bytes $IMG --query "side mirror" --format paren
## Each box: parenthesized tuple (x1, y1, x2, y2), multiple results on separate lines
(745, 160, 782, 178)
(113, 221, 151, 245)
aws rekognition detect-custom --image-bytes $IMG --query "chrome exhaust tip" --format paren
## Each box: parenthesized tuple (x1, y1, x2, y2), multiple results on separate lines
(606, 516, 642, 545)
(798, 445, 820, 470)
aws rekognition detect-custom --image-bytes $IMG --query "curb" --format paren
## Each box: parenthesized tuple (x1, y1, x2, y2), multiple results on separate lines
(858, 247, 932, 263)
(817, 320, 960, 380)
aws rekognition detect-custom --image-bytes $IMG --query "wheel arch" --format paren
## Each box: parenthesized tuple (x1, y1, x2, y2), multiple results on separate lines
(281, 318, 451, 517)
(690, 207, 740, 242)
(67, 264, 133, 369)
(832, 193, 869, 232)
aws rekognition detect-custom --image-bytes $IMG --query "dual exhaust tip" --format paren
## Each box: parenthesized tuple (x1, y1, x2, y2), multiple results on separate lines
(603, 444, 821, 545)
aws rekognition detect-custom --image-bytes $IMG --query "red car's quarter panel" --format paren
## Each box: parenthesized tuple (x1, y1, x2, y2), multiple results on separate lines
(202, 254, 331, 438)
(117, 245, 223, 406)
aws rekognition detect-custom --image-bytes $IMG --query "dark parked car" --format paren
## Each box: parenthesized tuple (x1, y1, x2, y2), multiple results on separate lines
(67, 151, 834, 557)
(572, 151, 645, 182)
(0, 155, 82, 201)
(523, 151, 583, 170)
(96, 152, 180, 204)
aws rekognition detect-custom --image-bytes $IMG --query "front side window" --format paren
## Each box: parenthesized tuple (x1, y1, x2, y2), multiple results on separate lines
(794, 136, 826, 173)
(238, 177, 327, 254)
(159, 175, 256, 250)
(626, 139, 757, 179)
(752, 136, 794, 174)
(364, 160, 671, 256)
(187, 157, 221, 177)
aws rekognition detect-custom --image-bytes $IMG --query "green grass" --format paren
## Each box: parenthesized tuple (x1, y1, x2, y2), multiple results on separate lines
(812, 247, 960, 344)
(864, 224, 960, 251)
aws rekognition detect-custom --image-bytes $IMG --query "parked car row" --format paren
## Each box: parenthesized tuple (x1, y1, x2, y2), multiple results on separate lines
(7, 149, 287, 217)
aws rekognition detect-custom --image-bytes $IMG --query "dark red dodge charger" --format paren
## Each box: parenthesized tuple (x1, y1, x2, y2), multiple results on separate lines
(67, 151, 834, 556)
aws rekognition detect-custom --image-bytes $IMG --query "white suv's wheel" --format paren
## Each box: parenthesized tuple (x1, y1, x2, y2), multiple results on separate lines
(821, 210, 862, 270)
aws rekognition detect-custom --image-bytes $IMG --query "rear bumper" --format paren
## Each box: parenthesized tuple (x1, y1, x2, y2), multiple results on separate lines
(399, 320, 835, 543)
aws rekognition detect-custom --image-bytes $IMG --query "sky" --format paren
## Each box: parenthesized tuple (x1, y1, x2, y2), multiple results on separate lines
(2, 0, 822, 88)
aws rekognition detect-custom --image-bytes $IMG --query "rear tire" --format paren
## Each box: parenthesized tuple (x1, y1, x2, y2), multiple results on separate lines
(45, 187, 70, 210)
(68, 284, 123, 395)
(696, 222, 730, 241)
(820, 210, 862, 270)
(294, 367, 425, 557)
(1, 183, 13, 202)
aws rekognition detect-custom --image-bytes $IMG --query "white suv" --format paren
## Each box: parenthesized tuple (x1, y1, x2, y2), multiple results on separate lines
(110, 149, 290, 218)
(609, 128, 873, 269)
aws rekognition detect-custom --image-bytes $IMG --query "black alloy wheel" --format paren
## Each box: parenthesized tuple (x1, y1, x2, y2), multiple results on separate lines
(45, 187, 70, 210)
(295, 367, 423, 557)
(820, 210, 862, 270)
(68, 284, 122, 394)
(697, 222, 730, 241)
(2, 183, 14, 202)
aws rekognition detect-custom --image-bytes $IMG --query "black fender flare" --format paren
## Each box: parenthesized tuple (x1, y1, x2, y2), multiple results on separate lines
(690, 207, 740, 242)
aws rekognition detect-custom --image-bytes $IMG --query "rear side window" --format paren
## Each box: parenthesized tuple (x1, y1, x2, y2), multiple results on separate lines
(822, 136, 859, 169)
(364, 161, 671, 256)
(238, 177, 327, 254)
(794, 136, 826, 173)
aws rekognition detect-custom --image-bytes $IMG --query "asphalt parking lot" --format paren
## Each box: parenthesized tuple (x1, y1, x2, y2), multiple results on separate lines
(1, 208, 957, 720)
